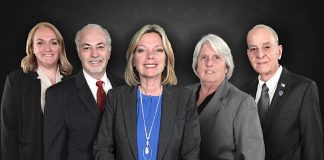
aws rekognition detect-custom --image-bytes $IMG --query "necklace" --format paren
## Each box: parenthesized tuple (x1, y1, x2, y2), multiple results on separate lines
(139, 86, 162, 160)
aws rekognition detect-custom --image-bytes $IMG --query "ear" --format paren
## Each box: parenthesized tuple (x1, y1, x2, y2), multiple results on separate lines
(277, 44, 283, 60)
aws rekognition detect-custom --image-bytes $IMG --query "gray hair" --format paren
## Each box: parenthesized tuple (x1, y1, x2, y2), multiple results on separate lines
(74, 24, 111, 52)
(192, 34, 234, 79)
(248, 24, 279, 44)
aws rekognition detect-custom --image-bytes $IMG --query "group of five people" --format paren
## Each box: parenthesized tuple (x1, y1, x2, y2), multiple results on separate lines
(1, 22, 323, 160)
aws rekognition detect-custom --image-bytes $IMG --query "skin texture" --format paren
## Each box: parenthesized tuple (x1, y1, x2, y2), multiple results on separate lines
(246, 27, 282, 81)
(78, 28, 111, 80)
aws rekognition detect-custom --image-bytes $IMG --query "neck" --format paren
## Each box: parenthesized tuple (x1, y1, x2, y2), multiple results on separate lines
(260, 65, 280, 82)
(38, 65, 59, 84)
(139, 83, 162, 96)
(200, 80, 222, 96)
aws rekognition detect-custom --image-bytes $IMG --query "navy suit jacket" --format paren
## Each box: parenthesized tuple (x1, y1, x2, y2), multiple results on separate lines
(44, 70, 123, 160)
(93, 85, 201, 160)
(241, 66, 323, 160)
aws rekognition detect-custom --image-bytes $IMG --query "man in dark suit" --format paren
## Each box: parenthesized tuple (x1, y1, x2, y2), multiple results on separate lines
(44, 24, 124, 160)
(241, 24, 323, 160)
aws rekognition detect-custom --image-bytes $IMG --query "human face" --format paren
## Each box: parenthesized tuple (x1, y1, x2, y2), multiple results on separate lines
(133, 32, 166, 82)
(78, 28, 110, 79)
(33, 26, 60, 69)
(197, 42, 227, 85)
(247, 27, 282, 81)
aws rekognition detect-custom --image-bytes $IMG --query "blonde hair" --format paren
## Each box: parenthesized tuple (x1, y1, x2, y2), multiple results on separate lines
(124, 24, 177, 86)
(21, 22, 73, 76)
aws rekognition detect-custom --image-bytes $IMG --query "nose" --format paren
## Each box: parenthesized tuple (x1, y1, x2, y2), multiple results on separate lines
(44, 43, 51, 51)
(256, 49, 265, 58)
(206, 57, 213, 67)
(91, 48, 99, 57)
(147, 50, 154, 59)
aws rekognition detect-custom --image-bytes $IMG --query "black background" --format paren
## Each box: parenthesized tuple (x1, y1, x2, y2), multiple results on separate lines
(1, 0, 323, 141)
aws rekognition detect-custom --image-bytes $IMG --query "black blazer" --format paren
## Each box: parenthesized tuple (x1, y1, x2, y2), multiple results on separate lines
(93, 85, 201, 160)
(44, 70, 123, 160)
(1, 69, 66, 160)
(241, 66, 323, 160)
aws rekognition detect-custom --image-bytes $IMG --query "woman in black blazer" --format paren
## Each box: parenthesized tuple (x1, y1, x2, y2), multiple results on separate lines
(93, 24, 200, 160)
(1, 22, 73, 160)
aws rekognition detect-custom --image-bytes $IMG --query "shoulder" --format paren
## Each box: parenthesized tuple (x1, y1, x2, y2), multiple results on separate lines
(107, 72, 126, 87)
(283, 69, 317, 90)
(47, 74, 78, 93)
(185, 83, 200, 90)
(108, 85, 133, 95)
(228, 82, 255, 103)
(164, 85, 194, 98)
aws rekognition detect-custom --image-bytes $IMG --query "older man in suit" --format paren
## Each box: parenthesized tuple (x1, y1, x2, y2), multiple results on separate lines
(44, 24, 124, 160)
(241, 24, 323, 160)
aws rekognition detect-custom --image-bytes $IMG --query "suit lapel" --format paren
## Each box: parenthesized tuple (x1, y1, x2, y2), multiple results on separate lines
(157, 86, 178, 160)
(122, 86, 138, 159)
(199, 80, 229, 133)
(262, 67, 290, 134)
(75, 71, 100, 119)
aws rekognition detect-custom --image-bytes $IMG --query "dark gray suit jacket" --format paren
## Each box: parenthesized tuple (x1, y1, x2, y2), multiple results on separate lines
(241, 66, 324, 160)
(187, 80, 265, 160)
(1, 70, 44, 160)
(93, 85, 201, 160)
(44, 70, 123, 160)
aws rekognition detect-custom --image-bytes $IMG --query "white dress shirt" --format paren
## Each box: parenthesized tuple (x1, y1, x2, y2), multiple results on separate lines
(255, 65, 283, 105)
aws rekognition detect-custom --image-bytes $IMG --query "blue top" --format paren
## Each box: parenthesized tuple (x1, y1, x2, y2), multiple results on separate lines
(137, 88, 162, 160)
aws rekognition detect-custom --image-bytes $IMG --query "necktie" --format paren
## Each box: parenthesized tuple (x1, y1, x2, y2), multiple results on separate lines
(96, 80, 106, 112)
(258, 83, 270, 123)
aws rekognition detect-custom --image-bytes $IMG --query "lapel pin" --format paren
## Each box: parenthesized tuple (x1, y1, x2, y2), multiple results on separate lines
(279, 91, 283, 96)
(281, 83, 285, 87)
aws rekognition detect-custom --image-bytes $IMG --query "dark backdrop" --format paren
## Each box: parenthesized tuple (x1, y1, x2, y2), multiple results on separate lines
(1, 0, 323, 144)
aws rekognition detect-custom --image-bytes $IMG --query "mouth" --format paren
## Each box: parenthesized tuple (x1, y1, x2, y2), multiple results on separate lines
(43, 53, 54, 57)
(144, 64, 157, 68)
(88, 59, 103, 64)
(205, 70, 215, 74)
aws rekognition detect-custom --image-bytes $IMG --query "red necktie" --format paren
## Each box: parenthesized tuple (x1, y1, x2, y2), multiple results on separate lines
(96, 80, 106, 112)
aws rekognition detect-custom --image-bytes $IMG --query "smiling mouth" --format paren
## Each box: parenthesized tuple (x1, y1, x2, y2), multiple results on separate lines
(88, 59, 103, 64)
(144, 64, 157, 68)
(44, 54, 54, 57)
(205, 70, 214, 74)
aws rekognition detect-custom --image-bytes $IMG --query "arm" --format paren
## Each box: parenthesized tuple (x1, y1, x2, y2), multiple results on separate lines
(234, 96, 265, 160)
(1, 75, 19, 160)
(93, 91, 116, 160)
(180, 90, 201, 160)
(300, 81, 323, 160)
(44, 87, 67, 160)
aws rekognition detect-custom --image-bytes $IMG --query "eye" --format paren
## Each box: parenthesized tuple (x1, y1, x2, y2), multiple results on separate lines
(36, 41, 44, 45)
(136, 48, 145, 53)
(82, 46, 90, 51)
(97, 45, 106, 49)
(51, 41, 58, 46)
(155, 48, 164, 53)
(248, 47, 256, 52)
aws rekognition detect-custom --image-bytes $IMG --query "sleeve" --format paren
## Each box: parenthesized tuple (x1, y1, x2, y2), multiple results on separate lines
(1, 75, 19, 160)
(180, 90, 201, 160)
(43, 87, 67, 160)
(300, 81, 324, 160)
(93, 90, 116, 160)
(233, 96, 265, 160)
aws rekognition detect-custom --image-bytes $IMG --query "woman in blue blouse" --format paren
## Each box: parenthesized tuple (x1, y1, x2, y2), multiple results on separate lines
(93, 24, 201, 160)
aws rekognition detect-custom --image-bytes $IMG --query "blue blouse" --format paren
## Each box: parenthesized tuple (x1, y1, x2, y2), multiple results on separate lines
(137, 88, 162, 160)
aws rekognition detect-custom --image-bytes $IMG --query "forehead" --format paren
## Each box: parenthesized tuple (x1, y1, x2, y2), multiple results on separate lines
(138, 32, 162, 46)
(80, 28, 106, 45)
(34, 26, 56, 39)
(200, 42, 217, 54)
(247, 28, 276, 45)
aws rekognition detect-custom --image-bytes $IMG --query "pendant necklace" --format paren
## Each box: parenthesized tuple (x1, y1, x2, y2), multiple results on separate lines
(139, 86, 161, 160)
